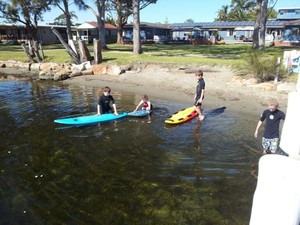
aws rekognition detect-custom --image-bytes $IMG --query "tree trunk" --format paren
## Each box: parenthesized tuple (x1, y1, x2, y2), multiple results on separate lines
(21, 43, 35, 63)
(252, 0, 262, 49)
(259, 0, 269, 50)
(132, 0, 142, 54)
(39, 43, 45, 60)
(51, 27, 81, 64)
(33, 41, 42, 63)
(116, 15, 124, 44)
(117, 28, 123, 44)
(62, 0, 73, 42)
(95, 0, 107, 49)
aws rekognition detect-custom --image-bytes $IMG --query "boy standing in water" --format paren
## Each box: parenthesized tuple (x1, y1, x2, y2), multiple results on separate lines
(194, 70, 205, 121)
(254, 98, 285, 154)
(97, 86, 118, 116)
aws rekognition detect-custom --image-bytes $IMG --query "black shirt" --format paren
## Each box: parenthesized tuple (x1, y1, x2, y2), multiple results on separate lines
(195, 78, 205, 101)
(260, 109, 285, 138)
(98, 95, 115, 114)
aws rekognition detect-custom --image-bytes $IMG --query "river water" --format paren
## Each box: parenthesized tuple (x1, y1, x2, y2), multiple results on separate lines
(0, 79, 261, 225)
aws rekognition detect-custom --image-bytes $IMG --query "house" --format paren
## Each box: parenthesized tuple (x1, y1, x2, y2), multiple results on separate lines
(0, 23, 68, 44)
(75, 22, 117, 44)
(0, 22, 117, 45)
(273, 7, 300, 46)
(277, 7, 300, 20)
(122, 22, 172, 43)
(170, 7, 300, 45)
(170, 20, 284, 43)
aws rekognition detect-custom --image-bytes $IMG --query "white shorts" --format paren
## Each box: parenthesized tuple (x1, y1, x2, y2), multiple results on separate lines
(262, 137, 279, 153)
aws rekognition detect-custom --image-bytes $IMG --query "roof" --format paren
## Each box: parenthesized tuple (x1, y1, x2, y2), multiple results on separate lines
(284, 20, 300, 25)
(76, 22, 117, 30)
(0, 22, 73, 28)
(170, 21, 284, 30)
(124, 22, 171, 30)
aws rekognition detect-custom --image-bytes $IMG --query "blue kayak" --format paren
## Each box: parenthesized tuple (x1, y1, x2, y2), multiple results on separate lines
(54, 112, 127, 125)
(127, 110, 150, 117)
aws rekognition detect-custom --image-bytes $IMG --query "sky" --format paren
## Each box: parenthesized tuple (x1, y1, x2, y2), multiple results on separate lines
(1, 0, 299, 25)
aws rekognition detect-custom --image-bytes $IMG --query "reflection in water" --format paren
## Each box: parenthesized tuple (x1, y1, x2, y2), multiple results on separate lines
(193, 119, 202, 151)
(0, 81, 260, 225)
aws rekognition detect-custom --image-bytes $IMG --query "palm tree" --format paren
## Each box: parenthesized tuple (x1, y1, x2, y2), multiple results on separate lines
(227, 0, 256, 21)
(216, 5, 229, 21)
(54, 11, 78, 25)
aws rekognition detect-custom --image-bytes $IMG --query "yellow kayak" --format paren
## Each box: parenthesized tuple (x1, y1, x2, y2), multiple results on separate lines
(165, 106, 198, 125)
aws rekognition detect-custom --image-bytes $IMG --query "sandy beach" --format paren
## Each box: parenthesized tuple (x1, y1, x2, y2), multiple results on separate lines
(62, 64, 294, 118)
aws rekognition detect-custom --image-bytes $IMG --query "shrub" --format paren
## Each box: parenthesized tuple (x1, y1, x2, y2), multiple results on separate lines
(236, 47, 287, 83)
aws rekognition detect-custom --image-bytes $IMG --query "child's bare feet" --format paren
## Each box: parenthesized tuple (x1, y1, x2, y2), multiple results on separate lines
(199, 115, 205, 121)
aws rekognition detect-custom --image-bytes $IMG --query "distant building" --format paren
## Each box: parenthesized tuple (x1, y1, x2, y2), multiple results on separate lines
(277, 7, 300, 20)
(0, 22, 117, 44)
(169, 7, 300, 45)
(0, 23, 68, 44)
(75, 22, 117, 44)
(0, 7, 299, 46)
(169, 20, 284, 43)
(123, 22, 172, 43)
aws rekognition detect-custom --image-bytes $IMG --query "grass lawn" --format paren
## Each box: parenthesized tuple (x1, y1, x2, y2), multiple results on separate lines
(0, 43, 287, 65)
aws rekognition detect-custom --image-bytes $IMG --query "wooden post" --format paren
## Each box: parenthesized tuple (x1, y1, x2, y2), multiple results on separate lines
(78, 40, 92, 63)
(93, 39, 102, 64)
(274, 57, 280, 85)
(297, 67, 300, 92)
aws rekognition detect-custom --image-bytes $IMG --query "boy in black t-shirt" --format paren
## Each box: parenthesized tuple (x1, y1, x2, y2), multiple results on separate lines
(254, 98, 285, 154)
(97, 86, 118, 115)
(194, 70, 205, 121)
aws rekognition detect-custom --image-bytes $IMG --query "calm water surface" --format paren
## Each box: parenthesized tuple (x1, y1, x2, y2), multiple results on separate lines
(0, 80, 261, 225)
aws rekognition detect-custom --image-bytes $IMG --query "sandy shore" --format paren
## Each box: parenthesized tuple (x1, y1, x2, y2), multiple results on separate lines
(62, 64, 295, 118)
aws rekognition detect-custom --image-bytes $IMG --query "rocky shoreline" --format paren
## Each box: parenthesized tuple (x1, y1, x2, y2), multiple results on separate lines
(0, 60, 130, 81)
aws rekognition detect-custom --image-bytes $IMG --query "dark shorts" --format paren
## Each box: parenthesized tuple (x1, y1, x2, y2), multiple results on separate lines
(194, 100, 202, 107)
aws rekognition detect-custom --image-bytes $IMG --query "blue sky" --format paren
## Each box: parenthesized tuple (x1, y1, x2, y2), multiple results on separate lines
(137, 0, 298, 23)
(1, 0, 299, 24)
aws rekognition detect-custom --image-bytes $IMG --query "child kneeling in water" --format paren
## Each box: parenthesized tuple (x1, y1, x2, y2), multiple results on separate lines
(134, 94, 153, 112)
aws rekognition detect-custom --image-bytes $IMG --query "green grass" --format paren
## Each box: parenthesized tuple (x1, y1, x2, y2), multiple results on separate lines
(0, 42, 292, 68)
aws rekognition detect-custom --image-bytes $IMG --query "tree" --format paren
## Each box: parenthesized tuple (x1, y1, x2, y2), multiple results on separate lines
(54, 11, 78, 25)
(52, 0, 106, 62)
(94, 0, 107, 49)
(252, 0, 276, 49)
(217, 0, 256, 21)
(185, 18, 194, 23)
(217, 0, 276, 22)
(107, 0, 157, 44)
(216, 5, 230, 21)
(228, 0, 256, 21)
(0, 0, 53, 62)
(76, 0, 107, 49)
(52, 0, 86, 43)
(259, 0, 268, 49)
(132, 0, 141, 54)
(252, 0, 262, 49)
